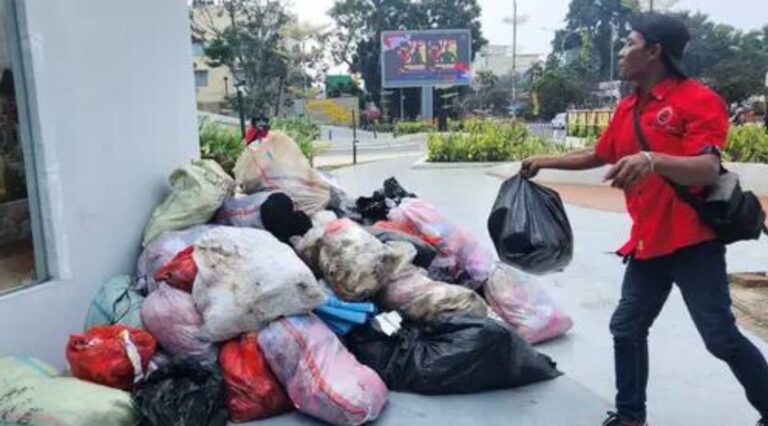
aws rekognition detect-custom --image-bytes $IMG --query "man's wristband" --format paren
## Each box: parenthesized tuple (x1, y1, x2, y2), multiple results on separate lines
(641, 151, 655, 173)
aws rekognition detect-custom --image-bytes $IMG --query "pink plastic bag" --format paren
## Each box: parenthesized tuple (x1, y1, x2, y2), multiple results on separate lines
(484, 263, 573, 344)
(388, 198, 494, 288)
(257, 315, 388, 426)
(141, 283, 217, 362)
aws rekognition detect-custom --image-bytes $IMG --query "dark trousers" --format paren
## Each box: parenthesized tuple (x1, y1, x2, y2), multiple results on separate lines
(611, 241, 768, 421)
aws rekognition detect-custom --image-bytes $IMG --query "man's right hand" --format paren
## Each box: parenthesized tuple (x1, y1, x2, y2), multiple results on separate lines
(520, 156, 546, 178)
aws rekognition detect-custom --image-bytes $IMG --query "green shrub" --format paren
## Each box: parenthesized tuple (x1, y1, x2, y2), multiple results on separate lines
(724, 124, 768, 163)
(427, 118, 562, 162)
(363, 122, 395, 133)
(394, 120, 436, 137)
(199, 117, 320, 174)
(199, 118, 243, 174)
(271, 117, 321, 161)
(447, 118, 464, 132)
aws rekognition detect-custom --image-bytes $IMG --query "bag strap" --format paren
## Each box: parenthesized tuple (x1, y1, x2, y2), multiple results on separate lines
(631, 104, 704, 209)
(633, 103, 768, 238)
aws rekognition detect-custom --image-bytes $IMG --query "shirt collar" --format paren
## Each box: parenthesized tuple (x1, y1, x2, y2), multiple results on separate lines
(648, 77, 680, 101)
(624, 77, 681, 109)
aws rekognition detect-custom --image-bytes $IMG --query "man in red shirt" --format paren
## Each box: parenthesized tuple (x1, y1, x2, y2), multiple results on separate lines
(244, 114, 270, 146)
(521, 13, 768, 426)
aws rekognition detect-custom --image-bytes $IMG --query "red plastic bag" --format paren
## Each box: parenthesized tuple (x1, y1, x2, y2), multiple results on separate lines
(220, 333, 292, 422)
(66, 324, 157, 390)
(153, 246, 197, 292)
(372, 220, 430, 242)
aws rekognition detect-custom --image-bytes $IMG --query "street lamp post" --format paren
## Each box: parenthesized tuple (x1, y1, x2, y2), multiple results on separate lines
(609, 22, 617, 81)
(235, 81, 246, 139)
(502, 3, 527, 113)
(512, 0, 517, 105)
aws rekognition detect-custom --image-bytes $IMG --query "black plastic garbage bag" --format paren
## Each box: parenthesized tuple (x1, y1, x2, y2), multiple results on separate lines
(133, 358, 229, 426)
(357, 177, 417, 223)
(366, 227, 437, 269)
(487, 175, 573, 274)
(343, 316, 561, 395)
(261, 192, 313, 244)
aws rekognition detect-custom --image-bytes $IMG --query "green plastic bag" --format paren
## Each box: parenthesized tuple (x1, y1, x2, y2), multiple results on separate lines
(84, 276, 144, 330)
(142, 160, 234, 246)
(0, 356, 139, 426)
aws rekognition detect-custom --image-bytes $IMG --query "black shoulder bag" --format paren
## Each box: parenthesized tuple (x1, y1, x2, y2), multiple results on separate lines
(632, 105, 768, 245)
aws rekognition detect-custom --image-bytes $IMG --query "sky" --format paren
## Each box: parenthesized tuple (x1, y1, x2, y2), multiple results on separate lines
(287, 0, 768, 71)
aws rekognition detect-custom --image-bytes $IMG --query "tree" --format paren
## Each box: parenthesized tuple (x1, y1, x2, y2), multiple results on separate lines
(553, 0, 635, 82)
(533, 65, 591, 119)
(674, 12, 768, 104)
(461, 71, 509, 115)
(329, 0, 487, 109)
(281, 21, 332, 110)
(193, 0, 294, 115)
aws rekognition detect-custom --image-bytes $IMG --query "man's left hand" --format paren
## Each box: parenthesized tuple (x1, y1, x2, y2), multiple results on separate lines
(604, 152, 653, 190)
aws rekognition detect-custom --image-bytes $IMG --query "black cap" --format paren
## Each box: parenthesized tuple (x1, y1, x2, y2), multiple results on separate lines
(629, 13, 691, 78)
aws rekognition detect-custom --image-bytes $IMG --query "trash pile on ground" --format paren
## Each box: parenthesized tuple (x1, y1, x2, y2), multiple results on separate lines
(0, 131, 575, 425)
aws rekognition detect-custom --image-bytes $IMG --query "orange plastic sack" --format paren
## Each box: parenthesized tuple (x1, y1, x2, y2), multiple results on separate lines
(220, 333, 292, 422)
(153, 246, 197, 293)
(66, 325, 157, 390)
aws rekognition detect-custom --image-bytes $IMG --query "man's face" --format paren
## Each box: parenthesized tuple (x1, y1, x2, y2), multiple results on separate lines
(618, 30, 659, 82)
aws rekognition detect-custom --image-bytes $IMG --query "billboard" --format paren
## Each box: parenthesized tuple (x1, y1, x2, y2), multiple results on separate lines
(381, 29, 472, 88)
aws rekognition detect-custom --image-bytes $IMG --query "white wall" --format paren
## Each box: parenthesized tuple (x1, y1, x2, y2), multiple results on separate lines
(0, 0, 198, 367)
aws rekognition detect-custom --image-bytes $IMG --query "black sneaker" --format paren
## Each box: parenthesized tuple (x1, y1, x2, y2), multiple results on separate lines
(601, 412, 649, 426)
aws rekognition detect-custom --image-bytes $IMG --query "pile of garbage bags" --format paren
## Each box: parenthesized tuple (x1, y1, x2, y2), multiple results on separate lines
(2, 131, 577, 425)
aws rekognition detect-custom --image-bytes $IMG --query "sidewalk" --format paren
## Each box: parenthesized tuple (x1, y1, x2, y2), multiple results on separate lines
(529, 181, 768, 214)
(257, 156, 768, 426)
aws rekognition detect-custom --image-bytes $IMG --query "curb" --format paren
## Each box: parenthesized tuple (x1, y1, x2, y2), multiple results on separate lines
(411, 156, 510, 170)
(414, 159, 768, 196)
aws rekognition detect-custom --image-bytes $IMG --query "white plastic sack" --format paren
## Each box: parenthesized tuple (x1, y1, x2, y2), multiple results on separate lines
(234, 131, 330, 215)
(136, 225, 216, 292)
(214, 191, 274, 228)
(141, 283, 217, 361)
(258, 315, 388, 426)
(192, 227, 326, 341)
(294, 218, 408, 301)
(0, 356, 138, 426)
(484, 263, 573, 344)
(379, 265, 488, 323)
(143, 160, 234, 246)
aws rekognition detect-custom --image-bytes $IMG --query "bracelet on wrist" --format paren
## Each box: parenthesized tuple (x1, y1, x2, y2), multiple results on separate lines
(641, 151, 655, 173)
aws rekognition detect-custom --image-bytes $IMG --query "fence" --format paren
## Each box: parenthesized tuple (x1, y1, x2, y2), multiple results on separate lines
(566, 108, 613, 138)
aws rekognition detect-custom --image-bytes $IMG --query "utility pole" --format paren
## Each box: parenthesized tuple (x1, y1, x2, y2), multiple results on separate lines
(609, 22, 617, 81)
(649, 0, 654, 12)
(512, 0, 518, 105)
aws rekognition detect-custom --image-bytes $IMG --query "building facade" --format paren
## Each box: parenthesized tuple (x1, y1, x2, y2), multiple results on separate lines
(191, 4, 235, 113)
(0, 0, 198, 367)
(472, 45, 543, 78)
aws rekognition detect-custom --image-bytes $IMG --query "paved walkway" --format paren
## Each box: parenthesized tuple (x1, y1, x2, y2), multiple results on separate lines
(251, 156, 768, 426)
(534, 181, 768, 215)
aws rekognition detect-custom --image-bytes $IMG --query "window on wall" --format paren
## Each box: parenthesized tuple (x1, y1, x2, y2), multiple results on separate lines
(194, 70, 209, 87)
(0, 0, 45, 294)
(192, 39, 205, 57)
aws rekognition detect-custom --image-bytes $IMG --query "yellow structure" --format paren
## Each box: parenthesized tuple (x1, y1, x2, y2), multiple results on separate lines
(567, 108, 613, 137)
(305, 98, 359, 126)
